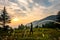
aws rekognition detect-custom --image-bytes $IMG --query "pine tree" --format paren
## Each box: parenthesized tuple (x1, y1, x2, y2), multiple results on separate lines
(57, 11, 60, 22)
(0, 7, 11, 27)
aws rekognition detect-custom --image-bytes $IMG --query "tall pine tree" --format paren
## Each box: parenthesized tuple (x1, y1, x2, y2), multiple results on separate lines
(0, 7, 11, 27)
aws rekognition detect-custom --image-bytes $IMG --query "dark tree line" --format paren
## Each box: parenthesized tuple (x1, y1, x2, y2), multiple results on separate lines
(18, 24, 25, 30)
(42, 11, 60, 29)
(42, 22, 57, 28)
(56, 11, 60, 29)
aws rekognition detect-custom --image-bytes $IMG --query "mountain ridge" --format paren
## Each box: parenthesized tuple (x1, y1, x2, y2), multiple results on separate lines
(26, 15, 57, 27)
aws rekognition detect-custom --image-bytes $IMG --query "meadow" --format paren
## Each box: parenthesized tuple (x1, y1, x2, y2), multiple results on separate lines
(2, 28, 59, 40)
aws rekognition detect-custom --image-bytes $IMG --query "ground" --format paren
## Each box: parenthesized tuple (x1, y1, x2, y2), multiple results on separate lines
(0, 28, 60, 40)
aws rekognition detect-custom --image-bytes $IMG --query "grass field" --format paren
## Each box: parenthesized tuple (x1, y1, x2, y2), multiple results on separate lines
(10, 28, 60, 40)
(0, 28, 60, 40)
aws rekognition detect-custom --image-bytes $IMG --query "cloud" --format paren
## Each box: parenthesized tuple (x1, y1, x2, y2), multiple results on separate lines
(0, 0, 59, 19)
(32, 0, 52, 7)
(0, 0, 60, 27)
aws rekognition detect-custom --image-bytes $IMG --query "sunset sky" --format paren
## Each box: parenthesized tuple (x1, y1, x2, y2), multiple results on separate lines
(0, 0, 60, 28)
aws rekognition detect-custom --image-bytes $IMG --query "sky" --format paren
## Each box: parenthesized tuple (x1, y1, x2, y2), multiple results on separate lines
(0, 0, 60, 28)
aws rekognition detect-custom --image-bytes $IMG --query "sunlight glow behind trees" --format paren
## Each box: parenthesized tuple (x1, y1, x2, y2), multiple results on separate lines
(12, 18, 19, 22)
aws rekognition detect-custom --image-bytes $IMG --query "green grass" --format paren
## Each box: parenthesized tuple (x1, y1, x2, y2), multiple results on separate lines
(11, 28, 60, 40)
(0, 28, 60, 40)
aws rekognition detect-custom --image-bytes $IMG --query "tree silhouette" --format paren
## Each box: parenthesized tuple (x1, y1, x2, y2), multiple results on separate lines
(42, 22, 56, 28)
(18, 24, 25, 30)
(57, 11, 60, 22)
(35, 25, 39, 28)
(0, 7, 11, 27)
(56, 11, 60, 29)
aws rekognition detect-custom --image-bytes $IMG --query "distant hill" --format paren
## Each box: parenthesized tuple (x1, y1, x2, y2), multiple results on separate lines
(26, 15, 57, 27)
